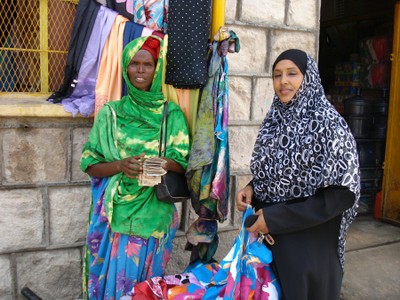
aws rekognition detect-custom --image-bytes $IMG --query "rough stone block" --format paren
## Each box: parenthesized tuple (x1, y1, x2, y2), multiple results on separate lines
(237, 174, 254, 191)
(225, 0, 237, 22)
(16, 249, 82, 300)
(213, 230, 238, 262)
(3, 128, 68, 183)
(72, 127, 92, 182)
(229, 76, 252, 121)
(0, 189, 44, 252)
(288, 0, 317, 28)
(229, 125, 260, 171)
(48, 186, 91, 245)
(0, 255, 12, 299)
(270, 30, 317, 68)
(228, 26, 267, 75)
(241, 0, 285, 25)
(167, 236, 191, 274)
(253, 77, 274, 121)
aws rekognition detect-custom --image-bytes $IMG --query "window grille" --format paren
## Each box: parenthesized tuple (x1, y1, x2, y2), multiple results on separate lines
(0, 0, 76, 94)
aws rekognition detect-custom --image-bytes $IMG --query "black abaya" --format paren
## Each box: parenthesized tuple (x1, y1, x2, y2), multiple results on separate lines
(254, 186, 355, 300)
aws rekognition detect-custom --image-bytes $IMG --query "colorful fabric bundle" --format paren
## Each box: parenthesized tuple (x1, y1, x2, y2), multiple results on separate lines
(128, 206, 281, 299)
(190, 206, 281, 299)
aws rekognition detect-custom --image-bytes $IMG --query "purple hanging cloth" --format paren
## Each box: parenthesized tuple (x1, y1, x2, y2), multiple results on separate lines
(60, 6, 118, 117)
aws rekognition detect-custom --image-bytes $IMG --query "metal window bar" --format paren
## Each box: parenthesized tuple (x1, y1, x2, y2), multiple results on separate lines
(0, 0, 76, 94)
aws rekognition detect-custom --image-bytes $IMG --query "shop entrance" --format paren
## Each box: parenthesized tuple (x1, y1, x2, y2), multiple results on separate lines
(319, 0, 400, 224)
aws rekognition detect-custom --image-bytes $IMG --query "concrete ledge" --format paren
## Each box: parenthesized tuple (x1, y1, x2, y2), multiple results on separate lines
(0, 94, 87, 118)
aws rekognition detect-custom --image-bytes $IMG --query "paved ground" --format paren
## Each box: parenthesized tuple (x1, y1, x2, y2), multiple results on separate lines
(341, 215, 400, 299)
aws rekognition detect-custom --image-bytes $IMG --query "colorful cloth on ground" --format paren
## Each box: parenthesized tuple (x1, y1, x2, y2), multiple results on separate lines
(83, 176, 180, 300)
(185, 39, 231, 263)
(127, 206, 281, 299)
(250, 51, 360, 269)
(81, 35, 190, 238)
(61, 6, 117, 117)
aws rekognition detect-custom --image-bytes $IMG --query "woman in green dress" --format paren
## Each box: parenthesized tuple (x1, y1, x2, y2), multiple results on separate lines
(80, 35, 190, 300)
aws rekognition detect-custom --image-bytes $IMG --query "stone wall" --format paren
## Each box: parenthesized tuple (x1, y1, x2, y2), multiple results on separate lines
(0, 1, 320, 299)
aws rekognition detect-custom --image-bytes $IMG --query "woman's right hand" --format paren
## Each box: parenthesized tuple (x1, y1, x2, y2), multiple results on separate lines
(119, 153, 145, 178)
(236, 185, 254, 212)
(86, 154, 145, 178)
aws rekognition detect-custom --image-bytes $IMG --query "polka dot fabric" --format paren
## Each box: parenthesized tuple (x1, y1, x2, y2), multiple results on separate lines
(166, 0, 211, 89)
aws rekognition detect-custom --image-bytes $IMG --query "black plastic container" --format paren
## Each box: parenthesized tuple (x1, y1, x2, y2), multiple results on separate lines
(344, 88, 372, 116)
(346, 115, 373, 138)
(357, 140, 385, 167)
(371, 115, 388, 139)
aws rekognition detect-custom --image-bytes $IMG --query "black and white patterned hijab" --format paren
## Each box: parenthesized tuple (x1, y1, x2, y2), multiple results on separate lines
(250, 49, 360, 268)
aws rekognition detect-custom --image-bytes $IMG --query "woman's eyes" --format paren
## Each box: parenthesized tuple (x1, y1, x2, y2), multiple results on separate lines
(273, 72, 298, 78)
(129, 62, 154, 67)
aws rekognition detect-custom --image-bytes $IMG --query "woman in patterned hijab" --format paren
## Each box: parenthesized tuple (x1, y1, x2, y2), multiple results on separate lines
(236, 49, 360, 300)
(80, 36, 190, 299)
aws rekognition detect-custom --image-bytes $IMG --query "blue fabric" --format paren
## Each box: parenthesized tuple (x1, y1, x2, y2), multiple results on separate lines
(83, 177, 179, 299)
(184, 206, 282, 299)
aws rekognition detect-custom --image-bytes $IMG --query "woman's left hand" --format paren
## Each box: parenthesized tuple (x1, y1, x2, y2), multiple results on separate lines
(161, 157, 185, 174)
(246, 209, 270, 235)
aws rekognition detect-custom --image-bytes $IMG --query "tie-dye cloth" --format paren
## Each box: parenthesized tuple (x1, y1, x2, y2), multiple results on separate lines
(185, 40, 231, 263)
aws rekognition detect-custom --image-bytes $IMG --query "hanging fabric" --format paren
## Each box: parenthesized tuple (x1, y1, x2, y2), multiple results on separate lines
(185, 28, 239, 264)
(47, 0, 100, 103)
(60, 6, 118, 117)
(165, 0, 211, 89)
(100, 0, 169, 32)
(94, 14, 129, 116)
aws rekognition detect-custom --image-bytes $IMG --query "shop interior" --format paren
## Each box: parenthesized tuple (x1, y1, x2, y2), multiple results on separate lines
(319, 0, 398, 214)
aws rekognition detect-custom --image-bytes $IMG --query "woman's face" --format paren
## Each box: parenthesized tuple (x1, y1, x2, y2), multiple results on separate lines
(127, 49, 156, 91)
(273, 59, 304, 103)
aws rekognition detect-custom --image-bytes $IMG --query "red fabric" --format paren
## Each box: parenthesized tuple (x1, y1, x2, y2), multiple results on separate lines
(141, 37, 160, 61)
(131, 278, 168, 300)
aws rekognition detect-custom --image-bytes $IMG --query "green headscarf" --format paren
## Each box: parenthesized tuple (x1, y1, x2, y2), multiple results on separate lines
(81, 36, 190, 239)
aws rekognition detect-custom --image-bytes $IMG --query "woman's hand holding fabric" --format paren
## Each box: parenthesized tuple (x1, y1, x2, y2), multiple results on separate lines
(236, 185, 254, 212)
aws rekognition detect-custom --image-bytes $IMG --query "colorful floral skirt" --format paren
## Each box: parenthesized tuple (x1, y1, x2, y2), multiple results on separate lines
(83, 177, 179, 300)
